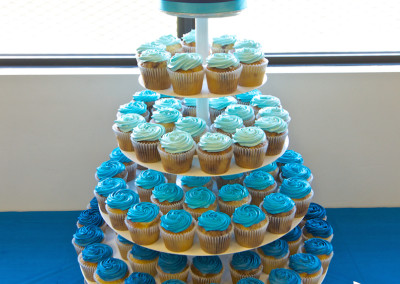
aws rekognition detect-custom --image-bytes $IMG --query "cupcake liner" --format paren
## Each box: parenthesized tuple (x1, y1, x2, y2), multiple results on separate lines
(137, 164, 148, 171)
(233, 142, 268, 169)
(78, 254, 97, 282)
(183, 45, 196, 53)
(167, 68, 205, 96)
(196, 145, 234, 174)
(136, 186, 153, 202)
(218, 196, 252, 217)
(265, 130, 288, 156)
(292, 190, 314, 218)
(233, 220, 269, 248)
(156, 264, 189, 282)
(300, 245, 334, 272)
(205, 65, 243, 94)
(150, 196, 185, 215)
(243, 116, 256, 127)
(112, 124, 134, 152)
(260, 202, 296, 234)
(94, 272, 128, 284)
(125, 162, 137, 182)
(128, 254, 158, 276)
(138, 64, 171, 90)
(302, 231, 334, 242)
(163, 172, 177, 184)
(190, 266, 224, 284)
(270, 168, 280, 180)
(182, 105, 196, 117)
(238, 61, 268, 87)
(157, 144, 196, 174)
(116, 239, 133, 260)
(209, 108, 225, 124)
(247, 184, 277, 207)
(125, 219, 161, 245)
(131, 139, 161, 163)
(196, 226, 233, 254)
(258, 251, 289, 274)
(215, 176, 245, 188)
(160, 222, 196, 252)
(229, 265, 263, 284)
(105, 206, 128, 231)
(287, 238, 303, 255)
(95, 169, 128, 183)
(299, 267, 323, 284)
(94, 191, 107, 213)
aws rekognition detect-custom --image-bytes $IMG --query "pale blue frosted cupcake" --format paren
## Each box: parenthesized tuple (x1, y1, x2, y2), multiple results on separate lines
(156, 253, 189, 282)
(156, 34, 183, 55)
(255, 116, 288, 156)
(229, 251, 263, 283)
(181, 29, 196, 52)
(289, 253, 323, 284)
(93, 257, 129, 283)
(218, 184, 251, 216)
(211, 114, 244, 138)
(212, 34, 237, 53)
(190, 256, 224, 283)
(258, 106, 291, 124)
(257, 239, 290, 274)
(150, 183, 185, 214)
(106, 189, 140, 230)
(267, 268, 301, 284)
(279, 178, 314, 217)
(236, 89, 262, 105)
(113, 113, 146, 151)
(214, 173, 245, 188)
(151, 107, 183, 133)
(153, 98, 183, 113)
(138, 49, 172, 90)
(261, 193, 296, 234)
(250, 94, 282, 114)
(117, 100, 150, 122)
(175, 116, 208, 143)
(209, 96, 238, 123)
(137, 41, 166, 56)
(183, 187, 217, 220)
(233, 47, 268, 87)
(224, 103, 256, 126)
(244, 170, 277, 206)
(135, 169, 166, 202)
(234, 39, 262, 51)
(180, 176, 213, 192)
(132, 90, 161, 110)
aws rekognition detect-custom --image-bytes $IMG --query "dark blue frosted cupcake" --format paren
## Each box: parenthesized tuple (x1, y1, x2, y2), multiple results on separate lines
(300, 202, 327, 228)
(267, 268, 301, 284)
(115, 234, 133, 260)
(289, 253, 323, 284)
(229, 251, 263, 284)
(302, 219, 334, 242)
(72, 225, 104, 255)
(190, 256, 224, 284)
(77, 208, 106, 232)
(78, 243, 112, 282)
(156, 253, 189, 282)
(280, 225, 302, 255)
(257, 239, 289, 274)
(300, 238, 334, 273)
(87, 196, 99, 210)
(125, 272, 155, 284)
(238, 277, 264, 284)
(128, 244, 159, 276)
(161, 280, 185, 284)
(280, 163, 313, 184)
(93, 257, 129, 283)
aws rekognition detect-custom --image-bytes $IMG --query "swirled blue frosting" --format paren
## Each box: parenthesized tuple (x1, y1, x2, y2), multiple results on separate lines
(139, 49, 171, 63)
(137, 42, 166, 54)
(212, 35, 237, 46)
(198, 132, 233, 152)
(305, 203, 327, 220)
(73, 225, 104, 247)
(198, 210, 231, 231)
(255, 117, 288, 134)
(268, 269, 302, 284)
(279, 178, 312, 199)
(126, 202, 160, 223)
(160, 130, 195, 154)
(96, 258, 128, 281)
(250, 94, 281, 108)
(231, 251, 261, 271)
(156, 34, 181, 46)
(182, 29, 195, 43)
(258, 107, 290, 122)
(244, 171, 275, 190)
(184, 187, 216, 209)
(258, 162, 278, 173)
(82, 243, 113, 263)
(214, 114, 244, 133)
(237, 278, 264, 284)
(281, 163, 312, 180)
(131, 123, 166, 142)
(232, 204, 266, 227)
(183, 98, 196, 107)
(135, 169, 166, 189)
(180, 176, 211, 187)
(125, 272, 156, 284)
(109, 147, 132, 164)
(152, 183, 184, 203)
(281, 226, 302, 242)
(161, 209, 192, 233)
(233, 127, 266, 147)
(106, 189, 140, 210)
(304, 219, 333, 238)
(219, 184, 249, 202)
(259, 239, 289, 259)
(152, 107, 182, 123)
(78, 209, 104, 227)
(220, 173, 243, 180)
(117, 235, 133, 245)
(234, 39, 262, 50)
(236, 89, 262, 103)
(225, 104, 255, 121)
(192, 256, 223, 274)
(89, 197, 99, 210)
(209, 96, 237, 110)
(207, 53, 240, 69)
(262, 193, 295, 214)
(158, 253, 188, 274)
(115, 113, 146, 132)
(161, 280, 185, 284)
(130, 244, 159, 260)
(133, 90, 160, 102)
(175, 117, 207, 137)
(289, 253, 322, 274)
(304, 238, 333, 255)
(234, 48, 265, 64)
(118, 101, 148, 116)
(276, 150, 304, 165)
(153, 98, 182, 111)
(96, 160, 126, 180)
(95, 177, 127, 196)
(168, 53, 203, 71)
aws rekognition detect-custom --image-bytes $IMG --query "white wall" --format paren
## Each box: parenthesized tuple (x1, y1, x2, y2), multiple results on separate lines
(0, 66, 399, 211)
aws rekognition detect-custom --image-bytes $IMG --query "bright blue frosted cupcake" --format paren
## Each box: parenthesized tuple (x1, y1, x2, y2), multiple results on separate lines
(280, 163, 313, 184)
(211, 114, 244, 138)
(224, 103, 256, 126)
(137, 41, 166, 56)
(132, 90, 161, 110)
(109, 147, 137, 182)
(209, 96, 238, 123)
(261, 193, 296, 234)
(125, 272, 156, 284)
(257, 162, 279, 179)
(233, 47, 268, 87)
(279, 178, 314, 217)
(161, 280, 185, 284)
(125, 202, 162, 245)
(180, 176, 213, 192)
(106, 189, 140, 231)
(150, 183, 184, 214)
(257, 239, 290, 274)
(302, 219, 334, 242)
(77, 209, 106, 232)
(93, 257, 129, 283)
(236, 89, 262, 106)
(156, 34, 183, 56)
(113, 113, 146, 151)
(95, 160, 127, 182)
(181, 29, 196, 52)
(244, 170, 277, 206)
(258, 107, 291, 125)
(78, 243, 113, 282)
(300, 202, 327, 228)
(190, 256, 224, 283)
(276, 150, 304, 168)
(150, 107, 183, 133)
(197, 210, 233, 254)
(87, 196, 99, 210)
(211, 34, 237, 53)
(232, 204, 268, 247)
(289, 253, 323, 284)
(153, 98, 183, 113)
(255, 116, 288, 156)
(237, 277, 264, 284)
(181, 98, 197, 117)
(72, 225, 104, 255)
(280, 225, 302, 255)
(135, 169, 166, 202)
(218, 184, 251, 216)
(214, 173, 245, 188)
(115, 235, 133, 260)
(175, 116, 208, 143)
(128, 244, 160, 277)
(94, 177, 127, 213)
(229, 251, 263, 284)
(156, 253, 189, 282)
(300, 238, 333, 273)
(267, 268, 301, 284)
(117, 100, 150, 121)
(250, 94, 282, 114)
(183, 187, 217, 220)
(234, 39, 262, 51)
(138, 49, 172, 90)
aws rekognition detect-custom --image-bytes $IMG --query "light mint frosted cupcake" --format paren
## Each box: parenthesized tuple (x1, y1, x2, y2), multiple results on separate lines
(182, 98, 197, 117)
(153, 98, 183, 113)
(211, 34, 237, 53)
(255, 116, 288, 156)
(137, 41, 166, 56)
(181, 29, 196, 52)
(211, 114, 244, 138)
(258, 106, 291, 124)
(251, 94, 282, 114)
(174, 116, 208, 143)
(244, 170, 277, 206)
(156, 34, 183, 56)
(209, 96, 238, 123)
(224, 103, 256, 126)
(138, 49, 172, 90)
(151, 107, 183, 133)
(113, 113, 146, 151)
(236, 89, 262, 105)
(234, 39, 262, 51)
(234, 47, 268, 87)
(117, 100, 150, 121)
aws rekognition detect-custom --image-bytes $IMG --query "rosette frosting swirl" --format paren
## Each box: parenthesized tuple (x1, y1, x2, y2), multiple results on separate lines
(258, 107, 291, 122)
(161, 209, 192, 233)
(244, 170, 275, 190)
(234, 48, 265, 64)
(262, 193, 295, 214)
(192, 256, 223, 274)
(225, 104, 255, 121)
(277, 150, 303, 165)
(251, 94, 282, 108)
(106, 189, 140, 210)
(118, 101, 147, 115)
(255, 116, 288, 134)
(96, 258, 128, 281)
(153, 98, 182, 111)
(115, 113, 146, 132)
(182, 29, 195, 43)
(78, 209, 104, 227)
(304, 219, 333, 238)
(168, 53, 202, 71)
(137, 41, 166, 54)
(135, 169, 166, 189)
(233, 127, 266, 147)
(183, 98, 196, 107)
(232, 204, 266, 227)
(95, 177, 127, 197)
(198, 132, 233, 152)
(259, 239, 289, 259)
(152, 183, 184, 203)
(234, 39, 262, 50)
(268, 268, 302, 284)
(231, 251, 261, 271)
(96, 160, 126, 180)
(158, 253, 188, 274)
(130, 244, 159, 260)
(160, 130, 195, 154)
(131, 123, 166, 142)
(198, 210, 231, 231)
(109, 147, 132, 163)
(181, 176, 211, 187)
(236, 89, 262, 103)
(212, 34, 237, 45)
(185, 187, 216, 209)
(305, 203, 327, 220)
(214, 114, 244, 133)
(289, 253, 322, 274)
(125, 272, 156, 284)
(126, 202, 160, 223)
(219, 184, 249, 202)
(82, 243, 113, 263)
(151, 107, 182, 123)
(132, 90, 160, 102)
(206, 53, 240, 69)
(304, 238, 333, 255)
(209, 96, 237, 110)
(237, 278, 264, 284)
(156, 34, 181, 46)
(175, 117, 207, 137)
(139, 49, 171, 63)
(281, 163, 312, 180)
(279, 178, 312, 199)
(281, 226, 302, 242)
(73, 225, 104, 247)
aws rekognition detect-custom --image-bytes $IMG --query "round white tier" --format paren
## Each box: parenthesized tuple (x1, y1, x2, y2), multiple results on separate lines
(122, 137, 288, 177)
(138, 74, 267, 99)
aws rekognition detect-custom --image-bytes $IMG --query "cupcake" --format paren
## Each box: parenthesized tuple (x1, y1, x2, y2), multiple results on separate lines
(280, 163, 313, 184)
(130, 122, 166, 163)
(211, 34, 237, 53)
(214, 173, 244, 188)
(280, 226, 302, 255)
(77, 209, 107, 232)
(167, 53, 204, 95)
(94, 178, 127, 213)
(257, 239, 290, 274)
(211, 114, 244, 138)
(224, 104, 256, 126)
(72, 225, 104, 255)
(93, 258, 129, 283)
(250, 94, 282, 115)
(279, 178, 314, 217)
(197, 210, 233, 254)
(257, 162, 279, 180)
(161, 280, 185, 284)
(158, 130, 196, 174)
(197, 132, 234, 174)
(244, 170, 277, 206)
(180, 176, 213, 192)
(300, 238, 334, 272)
(105, 189, 140, 230)
(117, 101, 150, 122)
(234, 39, 262, 51)
(300, 203, 327, 228)
(237, 278, 264, 284)
(153, 98, 183, 113)
(115, 235, 133, 260)
(232, 127, 269, 168)
(109, 147, 137, 182)
(113, 113, 146, 151)
(302, 219, 334, 242)
(218, 184, 251, 216)
(289, 253, 323, 284)
(156, 34, 183, 56)
(137, 41, 166, 56)
(150, 107, 183, 133)
(87, 196, 99, 210)
(138, 49, 172, 90)
(125, 272, 156, 284)
(205, 53, 242, 94)
(233, 48, 268, 87)
(260, 193, 296, 234)
(276, 149, 303, 168)
(78, 243, 113, 282)
(125, 202, 162, 245)
(135, 169, 166, 202)
(95, 160, 127, 182)
(156, 253, 189, 282)
(182, 98, 197, 117)
(255, 116, 288, 156)
(150, 183, 185, 214)
(175, 116, 208, 143)
(132, 90, 161, 110)
(236, 89, 262, 106)
(128, 244, 160, 276)
(190, 256, 224, 284)
(181, 29, 196, 53)
(257, 107, 291, 125)
(267, 268, 301, 284)
(229, 251, 263, 284)
(183, 187, 217, 220)
(209, 96, 238, 123)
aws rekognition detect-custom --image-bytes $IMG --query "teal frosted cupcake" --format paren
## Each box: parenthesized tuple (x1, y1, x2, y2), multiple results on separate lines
(93, 257, 129, 283)
(280, 225, 302, 255)
(72, 225, 105, 255)
(190, 256, 224, 283)
(156, 34, 183, 56)
(113, 113, 146, 151)
(302, 219, 334, 242)
(276, 150, 303, 168)
(150, 183, 185, 214)
(137, 41, 166, 56)
(279, 178, 314, 217)
(132, 90, 161, 110)
(117, 100, 150, 122)
(258, 162, 279, 179)
(181, 98, 197, 117)
(257, 239, 290, 274)
(109, 147, 136, 182)
(181, 29, 196, 52)
(183, 187, 217, 220)
(289, 253, 323, 284)
(180, 176, 213, 192)
(150, 107, 183, 133)
(229, 251, 263, 284)
(105, 189, 140, 231)
(78, 243, 113, 282)
(258, 107, 291, 124)
(138, 49, 172, 90)
(94, 177, 127, 213)
(211, 114, 244, 138)
(115, 235, 133, 260)
(95, 160, 127, 182)
(255, 116, 288, 156)
(244, 170, 277, 206)
(174, 116, 208, 143)
(153, 98, 183, 113)
(300, 203, 327, 228)
(300, 238, 334, 272)
(224, 103, 256, 126)
(267, 268, 301, 284)
(280, 163, 313, 184)
(128, 244, 160, 276)
(234, 39, 262, 51)
(156, 253, 189, 282)
(209, 96, 238, 123)
(135, 169, 166, 202)
(161, 280, 185, 284)
(236, 89, 262, 106)
(125, 272, 156, 284)
(212, 34, 237, 53)
(238, 278, 264, 284)
(214, 173, 244, 188)
(77, 209, 106, 232)
(250, 94, 282, 115)
(218, 184, 251, 216)
(233, 47, 268, 87)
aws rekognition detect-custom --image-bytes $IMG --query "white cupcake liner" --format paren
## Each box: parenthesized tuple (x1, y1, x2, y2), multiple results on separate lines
(258, 250, 289, 274)
(287, 238, 303, 255)
(196, 145, 234, 174)
(136, 186, 153, 203)
(105, 206, 128, 231)
(124, 162, 137, 182)
(112, 124, 134, 152)
(247, 184, 277, 207)
(150, 196, 184, 215)
(233, 220, 269, 248)
(183, 202, 218, 221)
(125, 218, 161, 245)
(190, 266, 224, 284)
(138, 64, 171, 90)
(238, 61, 269, 87)
(292, 190, 314, 218)
(167, 68, 204, 96)
(215, 176, 245, 189)
(205, 65, 243, 94)
(160, 221, 196, 252)
(182, 105, 196, 117)
(298, 267, 323, 284)
(157, 144, 196, 174)
(218, 196, 252, 217)
(302, 230, 334, 242)
(94, 191, 107, 213)
(209, 108, 225, 124)
(78, 254, 97, 282)
(196, 226, 233, 254)
(95, 169, 128, 183)
(156, 264, 189, 282)
(116, 239, 133, 260)
(131, 139, 161, 163)
(233, 142, 269, 169)
(299, 245, 334, 272)
(260, 202, 296, 234)
(229, 265, 263, 284)
(183, 45, 196, 53)
(128, 253, 158, 276)
(265, 130, 289, 156)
